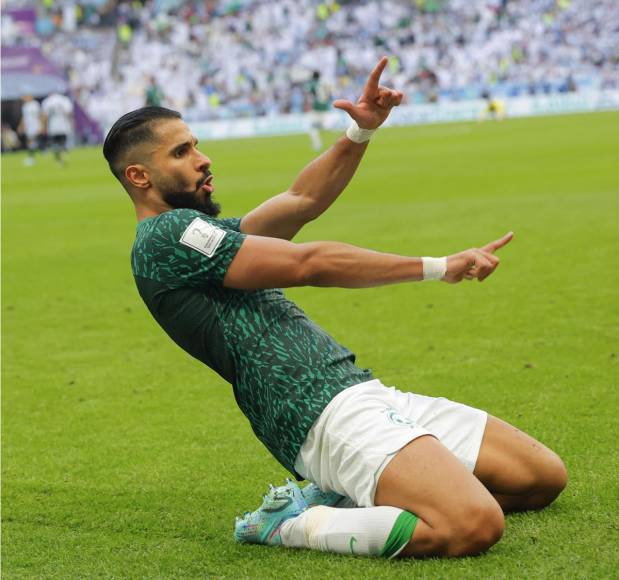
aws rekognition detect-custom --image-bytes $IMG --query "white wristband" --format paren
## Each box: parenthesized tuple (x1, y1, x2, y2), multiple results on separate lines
(422, 257, 447, 281)
(346, 121, 376, 144)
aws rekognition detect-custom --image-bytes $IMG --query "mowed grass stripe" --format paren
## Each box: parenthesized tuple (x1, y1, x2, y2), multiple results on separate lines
(3, 112, 619, 578)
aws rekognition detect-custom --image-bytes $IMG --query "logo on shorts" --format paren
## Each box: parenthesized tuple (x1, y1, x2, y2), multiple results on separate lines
(383, 408, 416, 428)
(349, 536, 357, 554)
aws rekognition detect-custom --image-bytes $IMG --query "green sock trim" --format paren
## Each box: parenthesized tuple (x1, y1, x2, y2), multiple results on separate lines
(379, 511, 418, 559)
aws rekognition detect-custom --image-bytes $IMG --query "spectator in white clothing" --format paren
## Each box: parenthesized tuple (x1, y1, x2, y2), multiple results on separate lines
(18, 95, 44, 167)
(42, 92, 74, 166)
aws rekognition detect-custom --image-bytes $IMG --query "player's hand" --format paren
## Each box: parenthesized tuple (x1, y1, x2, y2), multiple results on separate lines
(443, 232, 514, 284)
(332, 57, 404, 130)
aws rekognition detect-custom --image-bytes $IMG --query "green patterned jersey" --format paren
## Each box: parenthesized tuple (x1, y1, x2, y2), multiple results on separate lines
(131, 208, 373, 475)
(307, 77, 331, 112)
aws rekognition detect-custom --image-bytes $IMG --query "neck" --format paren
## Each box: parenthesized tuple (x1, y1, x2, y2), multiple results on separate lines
(132, 191, 173, 222)
(135, 207, 161, 222)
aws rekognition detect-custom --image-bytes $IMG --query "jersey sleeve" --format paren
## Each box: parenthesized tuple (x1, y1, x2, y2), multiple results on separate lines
(151, 209, 246, 287)
(218, 217, 242, 232)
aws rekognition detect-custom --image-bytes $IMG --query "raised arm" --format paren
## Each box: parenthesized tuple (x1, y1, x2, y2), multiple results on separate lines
(223, 232, 513, 290)
(239, 57, 403, 240)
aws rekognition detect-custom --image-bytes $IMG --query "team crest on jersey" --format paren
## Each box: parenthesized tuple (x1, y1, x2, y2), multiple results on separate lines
(383, 408, 416, 428)
(180, 217, 226, 257)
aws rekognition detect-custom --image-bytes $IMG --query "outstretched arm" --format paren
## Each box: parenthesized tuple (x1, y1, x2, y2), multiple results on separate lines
(239, 57, 403, 240)
(223, 232, 514, 289)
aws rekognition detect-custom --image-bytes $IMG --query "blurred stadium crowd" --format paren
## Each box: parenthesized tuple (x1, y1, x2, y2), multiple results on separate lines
(2, 0, 618, 136)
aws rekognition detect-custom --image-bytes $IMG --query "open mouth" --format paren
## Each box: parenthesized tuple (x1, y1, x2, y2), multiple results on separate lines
(199, 173, 214, 193)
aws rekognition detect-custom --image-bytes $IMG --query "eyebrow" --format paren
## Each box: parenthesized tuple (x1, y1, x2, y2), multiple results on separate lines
(169, 135, 199, 155)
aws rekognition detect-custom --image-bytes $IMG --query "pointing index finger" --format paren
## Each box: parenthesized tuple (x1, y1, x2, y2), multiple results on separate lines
(364, 57, 388, 94)
(481, 231, 514, 254)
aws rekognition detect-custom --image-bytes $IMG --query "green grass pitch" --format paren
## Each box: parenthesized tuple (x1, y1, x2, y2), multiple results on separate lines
(3, 112, 619, 578)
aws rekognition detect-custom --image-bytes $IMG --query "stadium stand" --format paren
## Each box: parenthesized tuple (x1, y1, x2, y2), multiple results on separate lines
(2, 0, 618, 136)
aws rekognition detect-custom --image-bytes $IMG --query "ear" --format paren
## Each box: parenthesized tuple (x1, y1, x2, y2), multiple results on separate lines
(125, 164, 150, 189)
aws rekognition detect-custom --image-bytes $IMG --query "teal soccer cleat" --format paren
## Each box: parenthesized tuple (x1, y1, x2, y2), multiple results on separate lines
(301, 482, 346, 508)
(234, 479, 308, 546)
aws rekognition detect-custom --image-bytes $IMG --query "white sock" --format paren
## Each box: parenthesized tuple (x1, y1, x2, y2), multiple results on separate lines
(309, 128, 322, 150)
(280, 505, 417, 558)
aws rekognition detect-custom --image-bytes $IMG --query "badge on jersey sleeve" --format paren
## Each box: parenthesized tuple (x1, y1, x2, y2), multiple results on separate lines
(180, 217, 226, 258)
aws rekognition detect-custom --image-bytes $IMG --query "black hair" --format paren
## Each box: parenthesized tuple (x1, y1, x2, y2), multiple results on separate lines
(102, 106, 181, 181)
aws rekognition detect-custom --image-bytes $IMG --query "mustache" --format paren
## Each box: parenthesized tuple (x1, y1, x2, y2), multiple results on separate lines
(196, 170, 212, 189)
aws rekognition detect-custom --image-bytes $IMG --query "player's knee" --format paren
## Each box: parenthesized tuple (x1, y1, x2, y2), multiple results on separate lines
(447, 501, 504, 556)
(511, 446, 568, 508)
(534, 452, 568, 507)
(546, 453, 568, 491)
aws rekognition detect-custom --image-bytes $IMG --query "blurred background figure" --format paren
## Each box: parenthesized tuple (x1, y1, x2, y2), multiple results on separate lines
(18, 95, 44, 166)
(479, 91, 506, 122)
(1, 122, 20, 152)
(42, 92, 74, 166)
(145, 76, 165, 107)
(307, 71, 332, 150)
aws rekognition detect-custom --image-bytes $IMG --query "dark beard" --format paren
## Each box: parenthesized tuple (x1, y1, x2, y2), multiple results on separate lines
(162, 189, 221, 217)
(160, 171, 221, 217)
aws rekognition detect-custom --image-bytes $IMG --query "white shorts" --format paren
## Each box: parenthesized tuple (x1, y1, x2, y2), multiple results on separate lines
(294, 379, 488, 507)
(310, 110, 328, 129)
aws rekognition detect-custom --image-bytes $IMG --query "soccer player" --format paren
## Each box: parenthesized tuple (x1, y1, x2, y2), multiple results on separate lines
(18, 95, 44, 166)
(306, 71, 331, 150)
(103, 57, 566, 560)
(145, 76, 165, 107)
(42, 92, 74, 165)
(479, 91, 506, 122)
